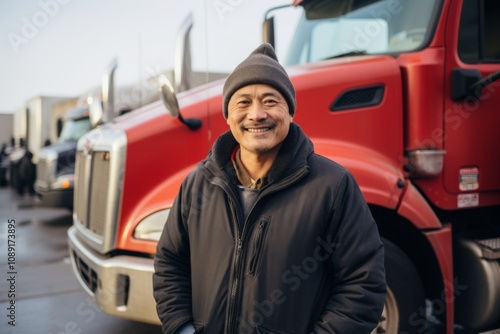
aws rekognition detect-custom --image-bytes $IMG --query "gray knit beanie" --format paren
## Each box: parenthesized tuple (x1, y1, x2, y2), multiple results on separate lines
(222, 43, 296, 119)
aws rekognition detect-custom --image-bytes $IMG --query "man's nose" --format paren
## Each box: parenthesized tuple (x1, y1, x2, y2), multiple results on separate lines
(247, 102, 267, 121)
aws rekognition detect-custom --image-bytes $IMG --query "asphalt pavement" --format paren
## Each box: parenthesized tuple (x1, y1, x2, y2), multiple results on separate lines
(0, 186, 162, 334)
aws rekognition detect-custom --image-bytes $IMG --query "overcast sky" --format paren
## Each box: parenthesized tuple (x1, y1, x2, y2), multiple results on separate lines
(0, 0, 295, 113)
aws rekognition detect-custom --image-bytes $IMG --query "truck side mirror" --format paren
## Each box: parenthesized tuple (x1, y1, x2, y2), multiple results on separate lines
(262, 16, 275, 48)
(159, 75, 202, 131)
(262, 4, 293, 51)
(451, 68, 483, 101)
(159, 75, 180, 118)
(451, 68, 500, 101)
(56, 118, 64, 138)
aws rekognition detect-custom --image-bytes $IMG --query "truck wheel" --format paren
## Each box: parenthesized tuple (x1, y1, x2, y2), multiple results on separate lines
(373, 238, 427, 334)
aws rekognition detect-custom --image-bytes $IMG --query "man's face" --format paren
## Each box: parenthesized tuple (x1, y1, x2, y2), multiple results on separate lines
(227, 84, 292, 158)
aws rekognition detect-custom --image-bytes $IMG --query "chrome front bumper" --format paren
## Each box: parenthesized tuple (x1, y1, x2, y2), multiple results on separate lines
(67, 226, 160, 325)
(35, 185, 73, 209)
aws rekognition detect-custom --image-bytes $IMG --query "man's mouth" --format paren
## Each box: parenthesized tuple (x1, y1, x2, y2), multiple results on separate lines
(244, 124, 275, 133)
(246, 127, 271, 133)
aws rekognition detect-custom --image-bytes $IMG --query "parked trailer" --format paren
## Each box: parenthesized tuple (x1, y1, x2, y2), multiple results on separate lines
(9, 96, 76, 194)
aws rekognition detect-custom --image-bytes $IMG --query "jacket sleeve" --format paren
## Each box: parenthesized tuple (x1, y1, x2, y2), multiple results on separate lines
(153, 181, 193, 334)
(312, 171, 386, 334)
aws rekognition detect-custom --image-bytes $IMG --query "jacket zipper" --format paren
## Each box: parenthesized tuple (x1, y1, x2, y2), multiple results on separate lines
(226, 194, 245, 334)
(222, 165, 309, 333)
(227, 238, 242, 333)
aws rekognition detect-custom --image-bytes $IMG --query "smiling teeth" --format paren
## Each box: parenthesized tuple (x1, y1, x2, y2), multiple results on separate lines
(247, 128, 269, 133)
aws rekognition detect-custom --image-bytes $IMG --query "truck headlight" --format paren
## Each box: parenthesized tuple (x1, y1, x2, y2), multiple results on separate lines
(54, 174, 74, 189)
(134, 209, 170, 241)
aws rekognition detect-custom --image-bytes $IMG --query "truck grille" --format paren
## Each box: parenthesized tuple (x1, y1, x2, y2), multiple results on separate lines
(36, 155, 56, 187)
(73, 128, 126, 254)
(74, 151, 88, 226)
(88, 151, 111, 236)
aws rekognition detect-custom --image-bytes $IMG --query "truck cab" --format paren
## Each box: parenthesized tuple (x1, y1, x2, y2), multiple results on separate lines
(68, 1, 500, 333)
(35, 105, 91, 209)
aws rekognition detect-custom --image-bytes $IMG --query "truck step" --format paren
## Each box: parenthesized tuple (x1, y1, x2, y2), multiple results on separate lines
(476, 238, 500, 260)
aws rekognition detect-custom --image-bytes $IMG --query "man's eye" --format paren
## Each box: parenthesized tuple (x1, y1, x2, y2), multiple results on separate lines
(264, 99, 277, 105)
(238, 100, 250, 105)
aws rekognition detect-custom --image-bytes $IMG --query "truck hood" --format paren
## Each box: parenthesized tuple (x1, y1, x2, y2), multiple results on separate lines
(38, 140, 78, 157)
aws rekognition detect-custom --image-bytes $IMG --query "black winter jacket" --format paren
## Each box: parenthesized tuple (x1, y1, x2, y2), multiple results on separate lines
(153, 123, 386, 334)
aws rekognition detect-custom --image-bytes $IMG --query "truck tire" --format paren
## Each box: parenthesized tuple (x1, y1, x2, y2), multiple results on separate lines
(374, 238, 427, 334)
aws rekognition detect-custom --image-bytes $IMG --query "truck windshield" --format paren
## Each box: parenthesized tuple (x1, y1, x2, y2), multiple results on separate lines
(59, 118, 92, 143)
(284, 0, 440, 66)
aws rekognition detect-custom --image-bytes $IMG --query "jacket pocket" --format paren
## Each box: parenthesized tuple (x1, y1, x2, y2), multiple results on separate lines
(247, 217, 270, 276)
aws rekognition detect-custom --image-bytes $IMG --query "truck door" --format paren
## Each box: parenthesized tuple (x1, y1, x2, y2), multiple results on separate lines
(443, 0, 500, 208)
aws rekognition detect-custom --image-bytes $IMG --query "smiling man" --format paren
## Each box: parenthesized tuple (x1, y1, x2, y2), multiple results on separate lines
(226, 83, 291, 189)
(153, 43, 386, 334)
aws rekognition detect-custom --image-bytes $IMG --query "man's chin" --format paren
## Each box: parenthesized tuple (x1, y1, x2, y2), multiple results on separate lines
(251, 143, 281, 155)
(253, 147, 272, 154)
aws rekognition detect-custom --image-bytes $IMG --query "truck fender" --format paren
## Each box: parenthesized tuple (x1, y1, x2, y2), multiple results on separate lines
(397, 181, 443, 229)
(120, 164, 197, 253)
(314, 139, 404, 209)
(133, 164, 196, 222)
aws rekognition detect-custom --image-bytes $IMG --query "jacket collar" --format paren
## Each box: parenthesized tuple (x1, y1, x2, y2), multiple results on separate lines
(203, 123, 313, 186)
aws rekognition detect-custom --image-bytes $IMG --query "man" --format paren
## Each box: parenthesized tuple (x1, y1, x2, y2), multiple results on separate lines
(153, 43, 386, 334)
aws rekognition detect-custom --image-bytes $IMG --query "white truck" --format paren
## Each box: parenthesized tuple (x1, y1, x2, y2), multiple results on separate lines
(10, 96, 76, 194)
(20, 96, 76, 155)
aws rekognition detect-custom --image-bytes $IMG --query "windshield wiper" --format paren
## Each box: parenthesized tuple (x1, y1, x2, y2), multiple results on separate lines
(325, 50, 367, 60)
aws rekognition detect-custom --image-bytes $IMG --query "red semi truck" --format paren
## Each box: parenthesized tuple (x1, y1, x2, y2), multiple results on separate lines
(67, 0, 500, 333)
